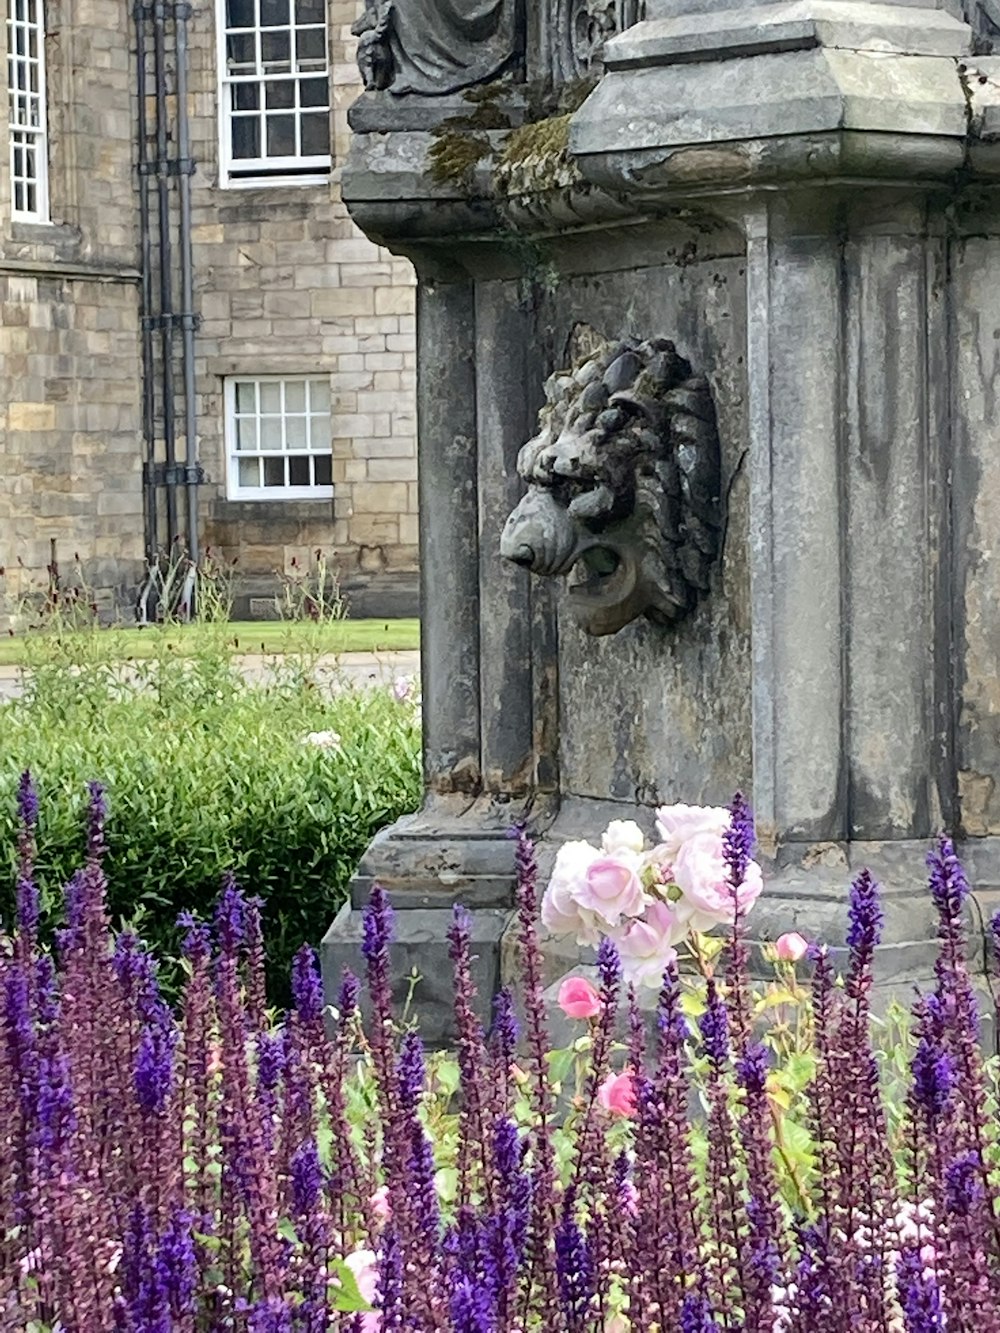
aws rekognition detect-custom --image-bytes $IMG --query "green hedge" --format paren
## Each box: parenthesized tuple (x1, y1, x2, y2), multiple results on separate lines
(0, 634, 421, 1003)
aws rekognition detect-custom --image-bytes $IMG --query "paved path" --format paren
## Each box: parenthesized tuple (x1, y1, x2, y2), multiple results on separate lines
(0, 649, 421, 702)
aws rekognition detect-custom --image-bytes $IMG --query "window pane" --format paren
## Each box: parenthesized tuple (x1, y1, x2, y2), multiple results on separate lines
(260, 0, 289, 24)
(285, 415, 307, 449)
(310, 380, 330, 414)
(236, 418, 258, 451)
(288, 455, 311, 487)
(295, 0, 324, 22)
(300, 113, 328, 158)
(264, 79, 294, 109)
(231, 116, 260, 159)
(226, 0, 255, 27)
(261, 29, 291, 68)
(308, 415, 330, 450)
(266, 114, 295, 157)
(259, 417, 283, 450)
(226, 32, 256, 69)
(235, 381, 257, 412)
(314, 454, 333, 487)
(294, 27, 325, 68)
(284, 380, 305, 412)
(260, 382, 281, 413)
(233, 82, 260, 111)
(263, 456, 286, 487)
(299, 76, 327, 108)
(238, 457, 261, 488)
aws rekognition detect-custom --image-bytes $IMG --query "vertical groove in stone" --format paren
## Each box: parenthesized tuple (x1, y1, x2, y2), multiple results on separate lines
(416, 277, 482, 791)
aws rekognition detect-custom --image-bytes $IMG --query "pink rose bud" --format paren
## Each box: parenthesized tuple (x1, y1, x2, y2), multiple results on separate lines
(370, 1185, 391, 1223)
(774, 931, 809, 962)
(558, 975, 603, 1020)
(597, 1071, 637, 1119)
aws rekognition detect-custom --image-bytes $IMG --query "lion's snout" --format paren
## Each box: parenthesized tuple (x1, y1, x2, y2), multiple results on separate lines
(500, 489, 579, 577)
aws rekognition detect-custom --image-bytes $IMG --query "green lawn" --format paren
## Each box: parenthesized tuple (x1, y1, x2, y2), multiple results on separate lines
(0, 618, 421, 667)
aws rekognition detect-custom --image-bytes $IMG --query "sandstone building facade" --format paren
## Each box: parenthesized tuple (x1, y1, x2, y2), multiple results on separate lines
(0, 0, 417, 621)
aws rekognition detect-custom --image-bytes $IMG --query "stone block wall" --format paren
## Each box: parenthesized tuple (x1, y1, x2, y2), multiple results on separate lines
(188, 0, 419, 616)
(0, 1, 145, 619)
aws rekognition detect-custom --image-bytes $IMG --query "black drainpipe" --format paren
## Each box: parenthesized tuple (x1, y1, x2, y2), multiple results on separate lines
(152, 0, 179, 548)
(135, 3, 158, 564)
(174, 1, 201, 568)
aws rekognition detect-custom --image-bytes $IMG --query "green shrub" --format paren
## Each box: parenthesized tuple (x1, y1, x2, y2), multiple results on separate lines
(0, 627, 421, 1003)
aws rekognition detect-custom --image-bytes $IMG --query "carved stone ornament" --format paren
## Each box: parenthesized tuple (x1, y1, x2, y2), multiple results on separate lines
(549, 0, 644, 82)
(500, 332, 722, 637)
(352, 0, 522, 96)
(967, 0, 1000, 52)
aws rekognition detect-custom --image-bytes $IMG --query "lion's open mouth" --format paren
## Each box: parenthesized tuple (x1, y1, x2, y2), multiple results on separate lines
(566, 545, 628, 603)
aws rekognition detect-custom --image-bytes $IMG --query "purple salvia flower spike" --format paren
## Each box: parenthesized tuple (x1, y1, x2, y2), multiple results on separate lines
(291, 943, 323, 1026)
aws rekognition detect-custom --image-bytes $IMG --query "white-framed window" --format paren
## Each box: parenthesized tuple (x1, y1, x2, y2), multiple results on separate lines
(6, 0, 49, 221)
(217, 0, 330, 186)
(225, 376, 333, 500)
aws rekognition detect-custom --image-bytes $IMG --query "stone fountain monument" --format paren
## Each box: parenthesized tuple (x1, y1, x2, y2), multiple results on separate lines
(323, 0, 1000, 1037)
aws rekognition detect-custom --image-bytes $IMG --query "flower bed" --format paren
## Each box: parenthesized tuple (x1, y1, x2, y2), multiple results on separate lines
(0, 637, 421, 1004)
(2, 780, 1000, 1330)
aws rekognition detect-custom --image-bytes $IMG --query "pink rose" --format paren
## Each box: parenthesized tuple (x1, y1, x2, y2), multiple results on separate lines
(558, 975, 603, 1020)
(370, 1185, 391, 1224)
(598, 1071, 637, 1118)
(601, 819, 645, 855)
(774, 931, 808, 962)
(615, 901, 683, 989)
(672, 831, 763, 930)
(541, 841, 602, 945)
(343, 1248, 380, 1329)
(575, 854, 646, 930)
(654, 803, 730, 860)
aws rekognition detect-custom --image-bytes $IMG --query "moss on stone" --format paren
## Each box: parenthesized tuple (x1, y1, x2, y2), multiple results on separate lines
(494, 113, 580, 196)
(427, 129, 493, 187)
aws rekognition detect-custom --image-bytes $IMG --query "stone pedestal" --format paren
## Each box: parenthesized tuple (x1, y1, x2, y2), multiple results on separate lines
(323, 0, 1000, 1032)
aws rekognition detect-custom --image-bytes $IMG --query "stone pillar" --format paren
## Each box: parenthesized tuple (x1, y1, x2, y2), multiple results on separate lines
(324, 0, 1000, 1027)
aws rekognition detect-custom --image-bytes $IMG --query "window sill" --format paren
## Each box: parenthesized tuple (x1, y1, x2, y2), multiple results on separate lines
(214, 497, 334, 521)
(218, 172, 331, 191)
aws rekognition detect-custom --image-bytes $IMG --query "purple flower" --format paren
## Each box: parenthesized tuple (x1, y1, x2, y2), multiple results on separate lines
(698, 979, 729, 1068)
(156, 1208, 197, 1315)
(723, 791, 755, 890)
(337, 968, 360, 1025)
(449, 1272, 495, 1333)
(177, 910, 211, 964)
(896, 1247, 945, 1333)
(945, 1150, 984, 1217)
(290, 1137, 323, 1216)
(911, 1030, 954, 1121)
(291, 943, 323, 1025)
(596, 933, 622, 990)
(17, 770, 39, 830)
(735, 1041, 770, 1095)
(926, 835, 970, 917)
(990, 908, 1000, 962)
(37, 1050, 76, 1154)
(215, 873, 247, 954)
(488, 986, 518, 1058)
(555, 1203, 594, 1327)
(846, 869, 884, 953)
(681, 1291, 720, 1333)
(135, 1004, 179, 1116)
(362, 884, 395, 969)
(397, 1030, 425, 1112)
(257, 1030, 285, 1092)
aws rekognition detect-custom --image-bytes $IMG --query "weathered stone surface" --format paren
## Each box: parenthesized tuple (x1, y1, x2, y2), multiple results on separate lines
(329, 0, 1000, 1024)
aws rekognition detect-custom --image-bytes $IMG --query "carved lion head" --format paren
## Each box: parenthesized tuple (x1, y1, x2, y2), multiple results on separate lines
(500, 333, 722, 636)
